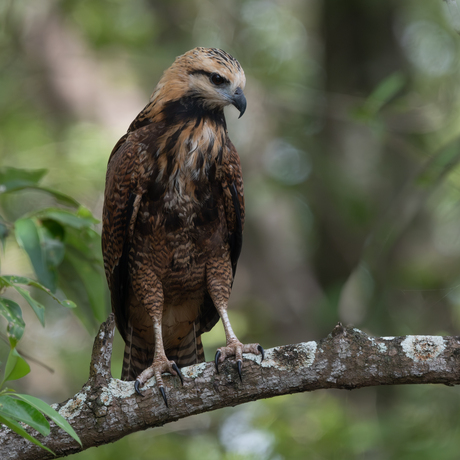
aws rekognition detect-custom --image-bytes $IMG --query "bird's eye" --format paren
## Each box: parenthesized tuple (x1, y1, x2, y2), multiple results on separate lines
(210, 73, 225, 86)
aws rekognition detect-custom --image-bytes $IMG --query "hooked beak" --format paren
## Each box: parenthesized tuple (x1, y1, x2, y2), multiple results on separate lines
(232, 87, 247, 118)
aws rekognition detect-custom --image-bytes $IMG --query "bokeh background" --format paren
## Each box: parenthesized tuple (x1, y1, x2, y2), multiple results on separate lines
(3, 0, 460, 458)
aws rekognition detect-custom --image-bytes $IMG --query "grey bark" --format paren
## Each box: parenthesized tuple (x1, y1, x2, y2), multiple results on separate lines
(1, 315, 459, 459)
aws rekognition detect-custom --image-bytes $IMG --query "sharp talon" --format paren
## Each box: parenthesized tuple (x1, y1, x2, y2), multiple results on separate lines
(134, 380, 143, 397)
(257, 344, 265, 362)
(237, 360, 242, 382)
(215, 350, 221, 373)
(172, 363, 184, 386)
(159, 386, 168, 407)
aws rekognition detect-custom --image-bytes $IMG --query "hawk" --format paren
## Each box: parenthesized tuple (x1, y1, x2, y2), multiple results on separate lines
(102, 47, 264, 406)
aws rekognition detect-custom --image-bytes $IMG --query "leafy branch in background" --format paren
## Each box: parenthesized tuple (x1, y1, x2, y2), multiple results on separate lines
(0, 167, 109, 329)
(0, 166, 111, 452)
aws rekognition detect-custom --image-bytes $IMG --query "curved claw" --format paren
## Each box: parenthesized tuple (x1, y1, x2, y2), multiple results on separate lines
(159, 386, 168, 407)
(172, 363, 184, 386)
(237, 360, 242, 382)
(215, 350, 221, 373)
(134, 380, 144, 397)
(257, 344, 265, 362)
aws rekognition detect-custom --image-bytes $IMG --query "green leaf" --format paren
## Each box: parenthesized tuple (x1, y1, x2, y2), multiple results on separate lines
(0, 217, 8, 249)
(65, 227, 103, 263)
(65, 251, 108, 323)
(39, 223, 66, 269)
(2, 348, 30, 385)
(14, 394, 82, 446)
(1, 275, 76, 309)
(0, 276, 13, 289)
(0, 166, 79, 207)
(14, 218, 56, 291)
(76, 205, 97, 220)
(0, 414, 54, 454)
(364, 72, 405, 114)
(0, 395, 50, 436)
(0, 298, 25, 348)
(31, 186, 79, 208)
(35, 207, 99, 229)
(352, 72, 406, 122)
(13, 286, 45, 326)
(41, 218, 65, 241)
(57, 261, 99, 332)
(0, 167, 48, 192)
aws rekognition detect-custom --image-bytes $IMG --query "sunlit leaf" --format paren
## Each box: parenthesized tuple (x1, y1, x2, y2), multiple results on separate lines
(2, 348, 30, 385)
(0, 395, 50, 436)
(77, 205, 98, 221)
(14, 394, 82, 446)
(14, 218, 56, 291)
(0, 414, 54, 454)
(0, 298, 25, 348)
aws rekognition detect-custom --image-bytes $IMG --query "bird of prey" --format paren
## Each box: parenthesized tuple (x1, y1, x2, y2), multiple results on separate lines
(102, 47, 264, 406)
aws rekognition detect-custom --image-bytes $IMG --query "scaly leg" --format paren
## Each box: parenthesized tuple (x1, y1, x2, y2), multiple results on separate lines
(132, 270, 183, 407)
(207, 258, 264, 380)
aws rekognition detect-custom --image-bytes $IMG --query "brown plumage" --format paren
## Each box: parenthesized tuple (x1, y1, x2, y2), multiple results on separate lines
(102, 47, 263, 405)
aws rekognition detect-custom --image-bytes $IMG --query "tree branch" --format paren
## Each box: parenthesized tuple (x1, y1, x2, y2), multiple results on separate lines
(1, 317, 460, 459)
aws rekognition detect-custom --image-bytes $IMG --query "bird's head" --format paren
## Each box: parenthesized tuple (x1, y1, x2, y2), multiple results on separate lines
(153, 47, 247, 119)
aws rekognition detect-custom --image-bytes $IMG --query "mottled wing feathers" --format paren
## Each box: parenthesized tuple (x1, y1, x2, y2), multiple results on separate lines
(229, 182, 243, 277)
(224, 139, 245, 277)
(102, 138, 134, 342)
(102, 127, 157, 342)
(108, 191, 135, 343)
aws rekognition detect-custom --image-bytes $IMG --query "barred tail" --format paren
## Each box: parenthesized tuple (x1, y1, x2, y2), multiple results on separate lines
(121, 323, 154, 381)
(166, 323, 205, 368)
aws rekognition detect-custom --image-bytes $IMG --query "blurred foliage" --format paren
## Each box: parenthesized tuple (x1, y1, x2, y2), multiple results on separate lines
(0, 168, 88, 450)
(3, 0, 460, 458)
(0, 167, 109, 329)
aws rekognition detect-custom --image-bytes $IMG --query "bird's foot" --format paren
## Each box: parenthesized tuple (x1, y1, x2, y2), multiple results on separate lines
(134, 357, 183, 407)
(215, 340, 264, 380)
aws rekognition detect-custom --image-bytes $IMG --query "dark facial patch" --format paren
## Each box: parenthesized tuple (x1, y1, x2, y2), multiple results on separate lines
(161, 96, 226, 127)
